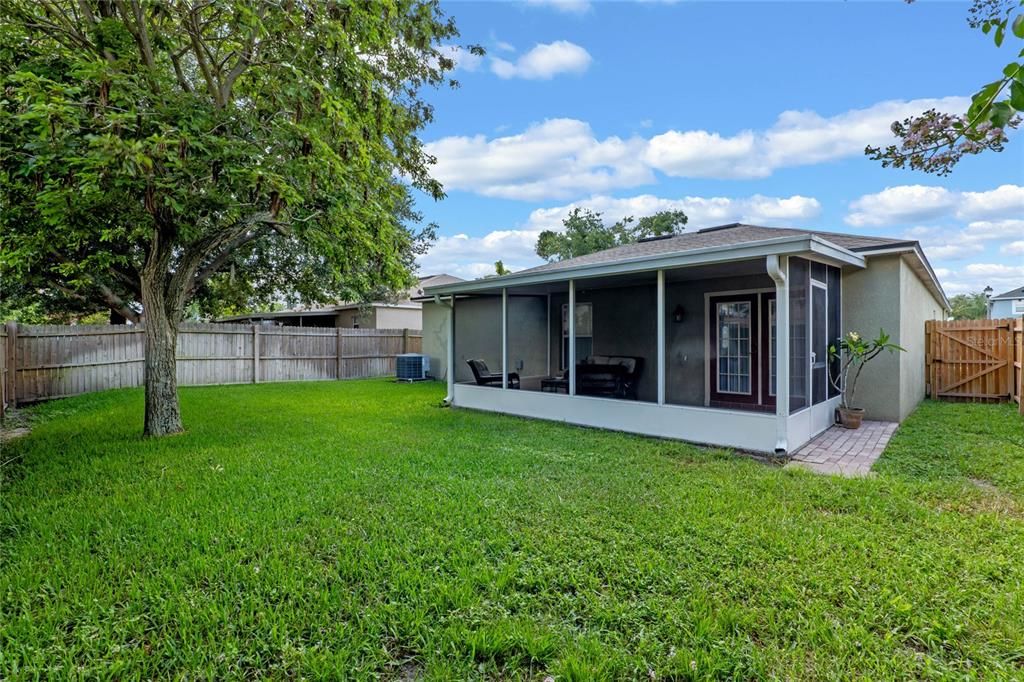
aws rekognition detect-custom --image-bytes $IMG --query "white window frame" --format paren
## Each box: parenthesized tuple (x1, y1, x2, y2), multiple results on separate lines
(715, 300, 754, 396)
(1013, 299, 1024, 315)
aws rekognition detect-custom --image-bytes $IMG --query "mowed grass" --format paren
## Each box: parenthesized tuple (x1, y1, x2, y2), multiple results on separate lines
(1, 381, 1023, 680)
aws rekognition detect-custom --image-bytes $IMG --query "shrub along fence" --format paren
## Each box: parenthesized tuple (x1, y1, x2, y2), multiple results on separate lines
(0, 322, 422, 413)
(925, 317, 1023, 414)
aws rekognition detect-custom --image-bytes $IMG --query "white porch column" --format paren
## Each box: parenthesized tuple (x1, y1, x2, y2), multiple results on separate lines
(501, 288, 509, 389)
(446, 295, 455, 403)
(767, 255, 790, 454)
(546, 293, 551, 377)
(657, 269, 666, 405)
(568, 279, 576, 396)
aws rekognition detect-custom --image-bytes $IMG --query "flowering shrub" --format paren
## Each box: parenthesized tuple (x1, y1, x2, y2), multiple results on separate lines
(829, 329, 905, 410)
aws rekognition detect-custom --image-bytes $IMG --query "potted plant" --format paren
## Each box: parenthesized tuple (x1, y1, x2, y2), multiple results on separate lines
(829, 329, 904, 429)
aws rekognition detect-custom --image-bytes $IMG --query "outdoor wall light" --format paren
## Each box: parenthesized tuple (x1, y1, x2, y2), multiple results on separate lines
(672, 305, 685, 323)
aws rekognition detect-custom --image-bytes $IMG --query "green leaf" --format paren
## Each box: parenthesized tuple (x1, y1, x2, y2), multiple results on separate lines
(1013, 14, 1024, 39)
(989, 101, 1014, 128)
(995, 23, 1006, 47)
(1010, 80, 1024, 111)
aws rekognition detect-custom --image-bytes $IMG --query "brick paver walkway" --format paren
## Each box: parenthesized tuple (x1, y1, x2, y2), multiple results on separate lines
(786, 420, 898, 477)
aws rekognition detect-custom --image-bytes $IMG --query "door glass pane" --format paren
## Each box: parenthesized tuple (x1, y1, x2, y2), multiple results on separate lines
(717, 301, 751, 394)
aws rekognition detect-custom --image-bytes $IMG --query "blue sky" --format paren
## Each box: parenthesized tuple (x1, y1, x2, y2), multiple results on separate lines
(413, 0, 1024, 296)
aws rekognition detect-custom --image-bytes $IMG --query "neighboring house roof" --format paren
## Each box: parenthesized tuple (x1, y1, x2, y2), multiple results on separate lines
(217, 274, 461, 322)
(425, 223, 948, 309)
(991, 286, 1024, 300)
(411, 274, 464, 298)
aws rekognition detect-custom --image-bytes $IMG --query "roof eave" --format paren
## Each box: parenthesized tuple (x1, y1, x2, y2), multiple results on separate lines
(856, 243, 951, 311)
(424, 235, 866, 296)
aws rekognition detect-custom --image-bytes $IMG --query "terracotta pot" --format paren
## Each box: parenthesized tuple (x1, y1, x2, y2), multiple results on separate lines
(837, 406, 865, 429)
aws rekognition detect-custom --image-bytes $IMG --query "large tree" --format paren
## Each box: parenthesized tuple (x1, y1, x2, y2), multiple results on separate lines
(1, 1, 472, 435)
(949, 292, 991, 320)
(867, 0, 1022, 173)
(535, 208, 688, 262)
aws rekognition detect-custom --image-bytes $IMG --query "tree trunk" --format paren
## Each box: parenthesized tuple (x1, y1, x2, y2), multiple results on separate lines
(141, 277, 184, 436)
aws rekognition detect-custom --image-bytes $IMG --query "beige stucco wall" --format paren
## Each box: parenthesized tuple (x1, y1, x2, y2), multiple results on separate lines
(842, 254, 945, 422)
(373, 306, 422, 330)
(898, 256, 945, 420)
(842, 255, 902, 421)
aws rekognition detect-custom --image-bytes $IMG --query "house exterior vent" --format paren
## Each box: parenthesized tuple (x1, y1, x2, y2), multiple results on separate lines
(396, 353, 430, 381)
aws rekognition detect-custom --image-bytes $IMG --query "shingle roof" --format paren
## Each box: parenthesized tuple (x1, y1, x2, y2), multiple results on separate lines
(516, 223, 910, 276)
(992, 286, 1024, 300)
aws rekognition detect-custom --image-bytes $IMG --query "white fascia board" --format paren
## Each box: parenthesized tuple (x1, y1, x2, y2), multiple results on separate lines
(425, 235, 865, 296)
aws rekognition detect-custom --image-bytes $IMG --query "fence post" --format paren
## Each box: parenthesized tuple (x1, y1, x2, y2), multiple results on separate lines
(402, 328, 409, 354)
(924, 320, 932, 399)
(336, 327, 344, 380)
(1018, 318, 1023, 415)
(5, 321, 17, 408)
(252, 324, 260, 384)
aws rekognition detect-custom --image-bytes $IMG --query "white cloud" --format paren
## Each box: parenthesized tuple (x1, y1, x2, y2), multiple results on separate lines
(963, 219, 1024, 241)
(425, 96, 972, 201)
(936, 262, 1024, 295)
(846, 186, 1024, 227)
(417, 192, 822, 278)
(645, 96, 969, 179)
(846, 186, 957, 227)
(491, 41, 592, 80)
(956, 185, 1024, 221)
(417, 230, 543, 279)
(524, 193, 822, 231)
(424, 119, 652, 201)
(644, 130, 757, 178)
(922, 242, 986, 261)
(524, 0, 591, 14)
(1002, 241, 1024, 256)
(437, 44, 483, 72)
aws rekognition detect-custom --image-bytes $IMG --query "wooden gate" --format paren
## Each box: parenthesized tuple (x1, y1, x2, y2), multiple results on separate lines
(925, 318, 1016, 402)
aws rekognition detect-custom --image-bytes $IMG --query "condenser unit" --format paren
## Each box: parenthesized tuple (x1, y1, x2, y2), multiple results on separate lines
(396, 353, 430, 381)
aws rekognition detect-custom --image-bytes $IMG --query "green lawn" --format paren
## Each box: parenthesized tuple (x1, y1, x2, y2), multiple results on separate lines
(1, 381, 1023, 679)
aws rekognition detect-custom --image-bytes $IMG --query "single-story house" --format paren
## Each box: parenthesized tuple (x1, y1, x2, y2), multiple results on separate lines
(421, 223, 949, 455)
(988, 286, 1024, 319)
(218, 274, 462, 329)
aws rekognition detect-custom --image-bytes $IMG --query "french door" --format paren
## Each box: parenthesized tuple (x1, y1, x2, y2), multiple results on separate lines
(709, 293, 775, 408)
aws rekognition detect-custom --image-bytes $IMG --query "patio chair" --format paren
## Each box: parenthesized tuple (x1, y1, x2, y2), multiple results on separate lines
(466, 359, 520, 388)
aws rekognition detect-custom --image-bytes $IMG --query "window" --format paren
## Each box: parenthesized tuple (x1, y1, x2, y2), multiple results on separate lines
(716, 301, 752, 394)
(1014, 299, 1024, 315)
(561, 302, 593, 369)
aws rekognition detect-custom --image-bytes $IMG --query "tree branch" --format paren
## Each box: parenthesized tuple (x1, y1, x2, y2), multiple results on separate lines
(190, 228, 265, 294)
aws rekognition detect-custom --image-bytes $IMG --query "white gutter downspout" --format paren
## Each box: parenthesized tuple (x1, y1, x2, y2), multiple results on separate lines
(434, 295, 456, 405)
(767, 255, 790, 456)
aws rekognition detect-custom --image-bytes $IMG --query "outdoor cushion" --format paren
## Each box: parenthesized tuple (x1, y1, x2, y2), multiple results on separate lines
(576, 355, 643, 399)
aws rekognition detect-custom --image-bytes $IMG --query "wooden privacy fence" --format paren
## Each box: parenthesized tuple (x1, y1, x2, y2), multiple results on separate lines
(925, 317, 1023, 413)
(1, 322, 422, 410)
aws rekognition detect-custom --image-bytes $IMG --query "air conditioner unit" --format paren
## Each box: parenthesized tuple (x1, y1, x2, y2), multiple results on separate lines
(396, 353, 430, 381)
